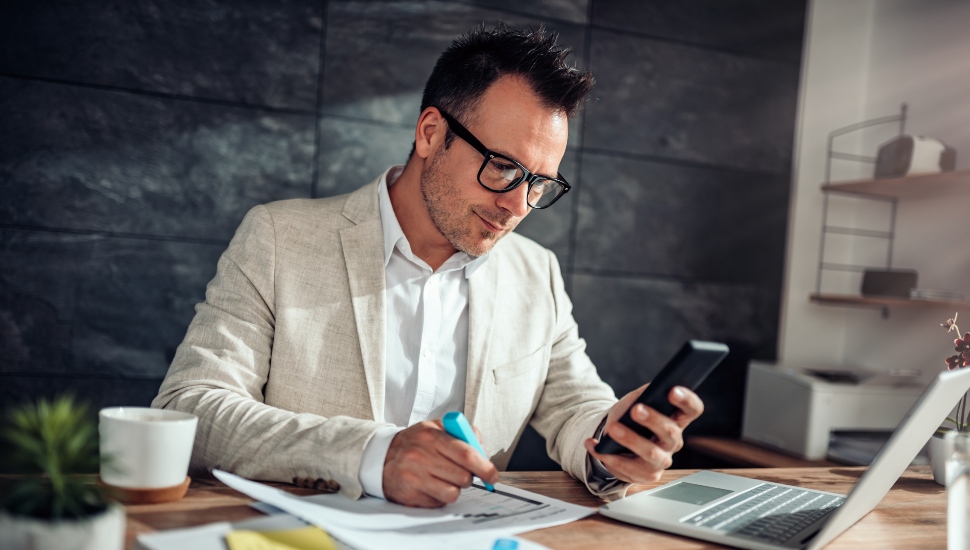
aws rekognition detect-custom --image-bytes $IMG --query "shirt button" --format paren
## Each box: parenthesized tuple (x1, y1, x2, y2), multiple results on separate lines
(423, 349, 432, 358)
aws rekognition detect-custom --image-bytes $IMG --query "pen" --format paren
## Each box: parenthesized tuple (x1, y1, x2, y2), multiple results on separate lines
(442, 411, 495, 492)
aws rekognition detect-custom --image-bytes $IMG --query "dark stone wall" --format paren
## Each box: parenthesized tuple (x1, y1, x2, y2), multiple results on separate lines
(0, 0, 805, 470)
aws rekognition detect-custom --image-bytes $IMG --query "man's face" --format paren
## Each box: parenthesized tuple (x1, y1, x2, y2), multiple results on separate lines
(420, 76, 569, 257)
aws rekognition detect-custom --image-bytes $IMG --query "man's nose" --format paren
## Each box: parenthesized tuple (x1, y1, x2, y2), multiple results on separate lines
(493, 182, 531, 218)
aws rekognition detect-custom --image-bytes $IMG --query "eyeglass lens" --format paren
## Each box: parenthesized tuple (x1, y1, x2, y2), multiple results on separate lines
(479, 157, 564, 208)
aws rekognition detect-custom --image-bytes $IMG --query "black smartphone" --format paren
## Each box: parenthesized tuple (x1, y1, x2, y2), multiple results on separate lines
(594, 340, 729, 455)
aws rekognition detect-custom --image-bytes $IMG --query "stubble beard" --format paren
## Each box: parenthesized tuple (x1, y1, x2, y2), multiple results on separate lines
(420, 152, 518, 258)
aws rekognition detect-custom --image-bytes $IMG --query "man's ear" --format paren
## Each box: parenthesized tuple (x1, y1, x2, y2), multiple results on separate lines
(414, 107, 445, 160)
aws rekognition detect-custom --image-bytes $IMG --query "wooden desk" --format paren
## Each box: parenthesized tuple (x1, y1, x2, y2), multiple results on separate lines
(126, 467, 945, 549)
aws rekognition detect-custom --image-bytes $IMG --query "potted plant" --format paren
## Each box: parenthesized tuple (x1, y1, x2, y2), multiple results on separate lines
(929, 313, 970, 484)
(0, 395, 125, 550)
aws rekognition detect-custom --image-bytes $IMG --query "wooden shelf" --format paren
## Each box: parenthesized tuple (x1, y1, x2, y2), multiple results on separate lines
(811, 293, 970, 310)
(685, 437, 840, 468)
(821, 168, 970, 198)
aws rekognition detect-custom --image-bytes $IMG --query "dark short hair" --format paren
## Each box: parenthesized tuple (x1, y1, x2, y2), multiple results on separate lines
(414, 24, 594, 153)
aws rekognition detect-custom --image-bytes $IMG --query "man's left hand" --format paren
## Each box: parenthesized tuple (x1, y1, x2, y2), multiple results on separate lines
(584, 384, 704, 484)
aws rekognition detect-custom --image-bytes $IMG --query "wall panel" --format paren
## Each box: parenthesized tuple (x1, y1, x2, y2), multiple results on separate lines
(0, 0, 805, 470)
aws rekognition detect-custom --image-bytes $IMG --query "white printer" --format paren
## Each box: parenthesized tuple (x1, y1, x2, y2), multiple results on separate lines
(742, 362, 925, 460)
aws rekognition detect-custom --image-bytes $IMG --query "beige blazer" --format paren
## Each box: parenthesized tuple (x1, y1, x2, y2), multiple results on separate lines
(153, 177, 625, 500)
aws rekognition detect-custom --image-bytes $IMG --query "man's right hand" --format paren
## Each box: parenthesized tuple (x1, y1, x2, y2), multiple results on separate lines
(382, 419, 499, 508)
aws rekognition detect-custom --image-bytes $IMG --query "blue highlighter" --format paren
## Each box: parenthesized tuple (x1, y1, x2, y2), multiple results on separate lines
(442, 411, 495, 492)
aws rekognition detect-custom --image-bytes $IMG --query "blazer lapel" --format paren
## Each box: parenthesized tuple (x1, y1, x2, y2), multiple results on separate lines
(339, 182, 386, 422)
(464, 255, 499, 426)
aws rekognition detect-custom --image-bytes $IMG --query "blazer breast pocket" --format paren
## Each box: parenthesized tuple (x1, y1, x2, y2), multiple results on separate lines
(491, 346, 548, 385)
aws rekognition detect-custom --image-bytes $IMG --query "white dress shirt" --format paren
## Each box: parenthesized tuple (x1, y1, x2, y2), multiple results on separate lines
(358, 166, 616, 498)
(357, 166, 488, 498)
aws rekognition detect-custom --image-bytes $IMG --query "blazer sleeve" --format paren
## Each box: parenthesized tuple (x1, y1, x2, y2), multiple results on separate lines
(152, 205, 381, 499)
(528, 249, 632, 501)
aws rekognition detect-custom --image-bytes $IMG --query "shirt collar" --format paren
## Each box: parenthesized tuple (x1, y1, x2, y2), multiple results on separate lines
(377, 166, 489, 279)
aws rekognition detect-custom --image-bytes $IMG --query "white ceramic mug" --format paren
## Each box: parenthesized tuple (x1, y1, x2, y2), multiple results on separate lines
(99, 407, 198, 489)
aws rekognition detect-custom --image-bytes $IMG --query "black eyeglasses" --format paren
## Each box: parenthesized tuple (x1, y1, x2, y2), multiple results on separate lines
(435, 108, 570, 209)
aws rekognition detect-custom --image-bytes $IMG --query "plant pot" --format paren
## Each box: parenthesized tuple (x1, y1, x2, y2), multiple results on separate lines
(0, 503, 125, 550)
(930, 432, 952, 485)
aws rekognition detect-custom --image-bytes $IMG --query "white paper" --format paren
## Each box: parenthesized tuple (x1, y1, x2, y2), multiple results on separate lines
(134, 521, 232, 550)
(214, 469, 590, 549)
(135, 512, 358, 550)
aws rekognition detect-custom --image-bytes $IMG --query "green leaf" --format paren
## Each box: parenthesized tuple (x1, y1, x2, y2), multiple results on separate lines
(1, 394, 109, 520)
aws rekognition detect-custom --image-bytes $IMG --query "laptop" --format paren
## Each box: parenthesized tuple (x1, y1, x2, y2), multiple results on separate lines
(599, 366, 970, 549)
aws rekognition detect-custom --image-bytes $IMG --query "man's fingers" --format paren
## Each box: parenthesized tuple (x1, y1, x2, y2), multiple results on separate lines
(605, 418, 676, 466)
(584, 438, 664, 484)
(668, 386, 704, 426)
(626, 404, 683, 453)
(585, 386, 704, 487)
(436, 434, 499, 485)
(385, 458, 466, 508)
(418, 475, 465, 506)
(382, 419, 499, 508)
(429, 457, 475, 488)
(390, 488, 447, 509)
(606, 384, 648, 426)
(384, 460, 449, 508)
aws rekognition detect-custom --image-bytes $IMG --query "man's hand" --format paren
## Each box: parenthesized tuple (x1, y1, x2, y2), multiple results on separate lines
(584, 384, 704, 484)
(382, 419, 499, 508)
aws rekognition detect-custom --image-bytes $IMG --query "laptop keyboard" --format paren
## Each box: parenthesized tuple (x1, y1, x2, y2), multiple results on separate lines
(683, 484, 845, 544)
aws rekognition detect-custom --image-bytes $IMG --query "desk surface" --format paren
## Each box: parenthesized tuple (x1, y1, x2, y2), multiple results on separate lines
(126, 467, 946, 549)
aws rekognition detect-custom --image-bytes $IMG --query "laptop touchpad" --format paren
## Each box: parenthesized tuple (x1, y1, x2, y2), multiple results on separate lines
(651, 482, 733, 506)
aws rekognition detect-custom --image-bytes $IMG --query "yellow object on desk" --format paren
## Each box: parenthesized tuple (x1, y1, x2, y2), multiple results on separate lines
(225, 526, 337, 550)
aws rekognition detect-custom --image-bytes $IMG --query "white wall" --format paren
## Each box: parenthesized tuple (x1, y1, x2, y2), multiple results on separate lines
(778, 0, 875, 367)
(778, 0, 970, 378)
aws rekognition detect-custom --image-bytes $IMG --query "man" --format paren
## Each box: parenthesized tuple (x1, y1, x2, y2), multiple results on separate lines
(153, 24, 704, 508)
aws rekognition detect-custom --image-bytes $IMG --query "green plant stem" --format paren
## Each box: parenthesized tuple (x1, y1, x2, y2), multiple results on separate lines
(957, 396, 962, 432)
(958, 395, 963, 432)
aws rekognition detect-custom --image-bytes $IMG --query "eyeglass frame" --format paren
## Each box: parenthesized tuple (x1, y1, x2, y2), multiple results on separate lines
(434, 107, 571, 209)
